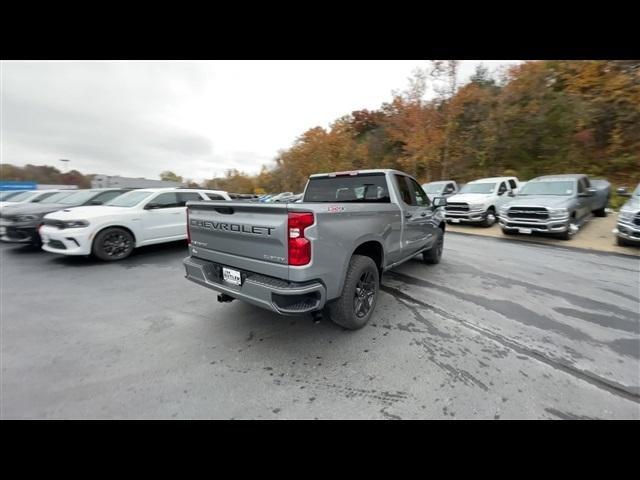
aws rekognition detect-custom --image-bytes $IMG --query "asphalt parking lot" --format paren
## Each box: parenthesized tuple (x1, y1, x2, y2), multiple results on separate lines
(1, 233, 639, 419)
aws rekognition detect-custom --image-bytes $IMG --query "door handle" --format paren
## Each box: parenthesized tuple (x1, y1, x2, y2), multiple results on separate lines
(420, 212, 427, 217)
(404, 213, 413, 219)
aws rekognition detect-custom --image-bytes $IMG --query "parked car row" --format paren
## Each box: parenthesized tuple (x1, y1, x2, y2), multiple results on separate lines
(0, 187, 233, 260)
(421, 174, 635, 244)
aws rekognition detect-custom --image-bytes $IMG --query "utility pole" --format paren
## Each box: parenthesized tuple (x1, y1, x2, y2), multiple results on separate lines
(59, 159, 70, 173)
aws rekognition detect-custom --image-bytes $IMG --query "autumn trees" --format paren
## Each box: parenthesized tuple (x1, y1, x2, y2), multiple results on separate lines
(262, 60, 639, 192)
(4, 61, 637, 194)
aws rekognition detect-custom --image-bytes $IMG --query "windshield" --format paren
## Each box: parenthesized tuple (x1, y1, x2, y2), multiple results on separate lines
(422, 183, 445, 194)
(519, 181, 574, 196)
(3, 191, 37, 202)
(55, 191, 101, 205)
(0, 191, 26, 201)
(41, 192, 75, 204)
(459, 183, 496, 194)
(105, 191, 152, 207)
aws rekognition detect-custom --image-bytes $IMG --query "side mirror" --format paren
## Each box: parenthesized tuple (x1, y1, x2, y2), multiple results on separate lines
(508, 191, 515, 197)
(145, 203, 160, 210)
(432, 197, 447, 208)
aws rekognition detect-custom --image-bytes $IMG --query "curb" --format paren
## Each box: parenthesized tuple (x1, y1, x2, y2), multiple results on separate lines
(447, 230, 640, 259)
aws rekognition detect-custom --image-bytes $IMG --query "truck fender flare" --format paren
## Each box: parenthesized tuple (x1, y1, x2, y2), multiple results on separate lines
(336, 235, 385, 294)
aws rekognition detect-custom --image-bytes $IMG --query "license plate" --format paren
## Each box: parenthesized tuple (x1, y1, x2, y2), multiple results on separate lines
(222, 267, 241, 286)
(518, 228, 532, 234)
(450, 218, 460, 224)
(0, 226, 5, 235)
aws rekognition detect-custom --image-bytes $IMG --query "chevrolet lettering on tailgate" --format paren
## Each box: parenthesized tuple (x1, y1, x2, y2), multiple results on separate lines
(190, 219, 275, 236)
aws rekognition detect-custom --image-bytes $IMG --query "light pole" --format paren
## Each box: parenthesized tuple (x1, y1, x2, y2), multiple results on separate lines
(59, 159, 70, 174)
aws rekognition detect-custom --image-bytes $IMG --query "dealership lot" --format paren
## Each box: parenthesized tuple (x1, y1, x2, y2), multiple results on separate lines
(1, 234, 639, 419)
(447, 214, 639, 256)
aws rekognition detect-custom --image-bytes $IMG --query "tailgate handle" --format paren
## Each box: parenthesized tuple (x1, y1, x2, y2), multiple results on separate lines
(214, 207, 234, 214)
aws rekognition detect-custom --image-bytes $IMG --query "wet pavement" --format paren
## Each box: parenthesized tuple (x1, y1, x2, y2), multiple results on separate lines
(1, 233, 639, 419)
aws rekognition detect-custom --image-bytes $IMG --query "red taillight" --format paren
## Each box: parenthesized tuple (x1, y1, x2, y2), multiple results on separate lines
(186, 208, 191, 244)
(288, 212, 314, 266)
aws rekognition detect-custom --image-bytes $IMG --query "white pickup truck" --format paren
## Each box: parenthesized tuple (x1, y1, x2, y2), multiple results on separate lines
(444, 176, 520, 227)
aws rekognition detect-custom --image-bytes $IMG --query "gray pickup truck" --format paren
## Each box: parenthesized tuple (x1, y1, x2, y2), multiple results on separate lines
(183, 169, 447, 330)
(614, 184, 640, 246)
(498, 174, 610, 240)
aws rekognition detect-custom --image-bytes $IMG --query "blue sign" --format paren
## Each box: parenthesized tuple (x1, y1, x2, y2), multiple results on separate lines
(0, 181, 37, 191)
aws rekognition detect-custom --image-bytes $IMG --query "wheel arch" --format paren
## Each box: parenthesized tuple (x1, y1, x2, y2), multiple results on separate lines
(92, 224, 138, 247)
(351, 240, 384, 279)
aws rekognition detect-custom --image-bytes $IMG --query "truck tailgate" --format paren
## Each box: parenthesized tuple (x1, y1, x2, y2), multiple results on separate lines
(187, 201, 290, 278)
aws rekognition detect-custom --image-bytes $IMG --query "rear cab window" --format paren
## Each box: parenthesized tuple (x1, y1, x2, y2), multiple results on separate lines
(303, 173, 390, 203)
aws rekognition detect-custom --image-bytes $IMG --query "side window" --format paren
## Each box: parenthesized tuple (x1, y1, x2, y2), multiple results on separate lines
(407, 178, 431, 207)
(206, 193, 225, 200)
(177, 192, 203, 206)
(583, 177, 591, 188)
(445, 183, 455, 193)
(33, 192, 54, 203)
(90, 191, 124, 205)
(498, 182, 507, 195)
(394, 175, 413, 205)
(151, 192, 180, 208)
(508, 179, 517, 190)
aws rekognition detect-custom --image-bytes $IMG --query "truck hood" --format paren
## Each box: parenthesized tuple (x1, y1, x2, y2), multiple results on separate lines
(507, 195, 573, 208)
(45, 205, 132, 220)
(621, 196, 640, 213)
(446, 193, 492, 204)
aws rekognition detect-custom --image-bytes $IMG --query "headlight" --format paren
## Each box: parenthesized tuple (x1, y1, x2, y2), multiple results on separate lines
(16, 214, 40, 222)
(548, 208, 568, 219)
(498, 206, 509, 215)
(469, 203, 485, 211)
(64, 220, 89, 228)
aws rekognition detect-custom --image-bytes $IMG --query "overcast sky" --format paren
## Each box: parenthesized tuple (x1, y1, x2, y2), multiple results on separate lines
(1, 60, 520, 182)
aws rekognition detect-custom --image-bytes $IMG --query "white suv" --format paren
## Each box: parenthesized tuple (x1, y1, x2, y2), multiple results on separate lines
(41, 188, 231, 261)
(444, 176, 520, 227)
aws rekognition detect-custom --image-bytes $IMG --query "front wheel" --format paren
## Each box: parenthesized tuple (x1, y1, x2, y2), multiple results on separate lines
(328, 255, 379, 330)
(481, 208, 496, 227)
(558, 219, 578, 241)
(616, 236, 632, 247)
(423, 229, 444, 264)
(593, 207, 607, 217)
(92, 227, 135, 261)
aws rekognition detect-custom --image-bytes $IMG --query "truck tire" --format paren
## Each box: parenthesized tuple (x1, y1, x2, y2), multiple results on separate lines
(422, 229, 444, 264)
(481, 207, 496, 227)
(92, 227, 135, 261)
(558, 218, 578, 241)
(593, 206, 607, 217)
(328, 255, 379, 330)
(616, 236, 631, 247)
